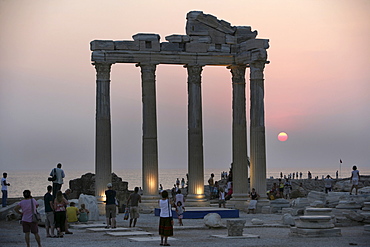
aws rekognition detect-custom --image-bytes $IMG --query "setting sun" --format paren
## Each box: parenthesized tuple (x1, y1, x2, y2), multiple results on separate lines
(278, 132, 288, 142)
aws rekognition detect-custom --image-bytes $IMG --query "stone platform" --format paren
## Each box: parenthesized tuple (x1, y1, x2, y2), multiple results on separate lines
(154, 207, 239, 219)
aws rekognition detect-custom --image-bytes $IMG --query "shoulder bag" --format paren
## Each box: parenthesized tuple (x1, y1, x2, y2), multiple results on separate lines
(31, 199, 41, 223)
(168, 199, 174, 226)
(48, 168, 57, 181)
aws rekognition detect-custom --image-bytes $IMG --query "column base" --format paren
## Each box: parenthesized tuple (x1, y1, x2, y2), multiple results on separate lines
(185, 194, 210, 207)
(140, 194, 161, 214)
(256, 198, 270, 213)
(228, 194, 249, 211)
(96, 196, 106, 216)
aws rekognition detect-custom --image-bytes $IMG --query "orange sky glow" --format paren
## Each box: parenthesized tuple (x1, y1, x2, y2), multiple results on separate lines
(0, 0, 369, 176)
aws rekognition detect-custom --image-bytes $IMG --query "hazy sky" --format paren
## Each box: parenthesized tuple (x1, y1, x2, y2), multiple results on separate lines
(1, 0, 369, 176)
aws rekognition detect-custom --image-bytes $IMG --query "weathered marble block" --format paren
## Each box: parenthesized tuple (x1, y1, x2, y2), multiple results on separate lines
(362, 202, 370, 211)
(204, 213, 223, 228)
(336, 200, 362, 210)
(165, 34, 190, 43)
(292, 197, 309, 208)
(190, 36, 212, 43)
(185, 43, 209, 53)
(239, 39, 269, 51)
(361, 213, 370, 223)
(290, 227, 341, 237)
(307, 191, 326, 204)
(282, 213, 295, 226)
(305, 207, 332, 216)
(132, 33, 160, 41)
(114, 41, 139, 51)
(251, 218, 264, 225)
(296, 216, 334, 229)
(208, 44, 230, 53)
(227, 219, 246, 236)
(161, 42, 183, 52)
(79, 194, 99, 221)
(90, 40, 114, 51)
(270, 198, 290, 213)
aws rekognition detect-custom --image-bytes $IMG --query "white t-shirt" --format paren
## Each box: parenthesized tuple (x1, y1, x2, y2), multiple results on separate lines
(352, 170, 359, 180)
(175, 193, 185, 205)
(1, 178, 8, 190)
(159, 199, 172, 217)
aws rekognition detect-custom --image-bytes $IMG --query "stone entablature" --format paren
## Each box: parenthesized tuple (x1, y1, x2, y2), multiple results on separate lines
(90, 11, 269, 210)
(90, 11, 269, 66)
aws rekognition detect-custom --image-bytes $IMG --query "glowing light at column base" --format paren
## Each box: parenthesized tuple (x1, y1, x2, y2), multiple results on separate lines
(196, 186, 204, 195)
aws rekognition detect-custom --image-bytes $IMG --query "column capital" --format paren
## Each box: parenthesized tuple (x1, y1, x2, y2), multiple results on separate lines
(186, 65, 203, 85)
(93, 62, 112, 81)
(228, 65, 247, 84)
(250, 61, 266, 80)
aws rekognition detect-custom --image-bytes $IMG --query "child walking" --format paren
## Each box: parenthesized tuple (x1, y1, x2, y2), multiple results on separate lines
(175, 201, 185, 226)
(219, 187, 226, 208)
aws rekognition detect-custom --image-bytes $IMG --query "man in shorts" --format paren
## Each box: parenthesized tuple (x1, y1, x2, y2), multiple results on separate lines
(105, 183, 117, 228)
(44, 185, 56, 237)
(127, 187, 141, 227)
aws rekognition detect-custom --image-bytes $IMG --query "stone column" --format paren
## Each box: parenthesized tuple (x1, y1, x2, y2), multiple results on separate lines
(139, 63, 159, 208)
(249, 61, 267, 199)
(94, 62, 113, 206)
(186, 65, 207, 206)
(228, 65, 249, 208)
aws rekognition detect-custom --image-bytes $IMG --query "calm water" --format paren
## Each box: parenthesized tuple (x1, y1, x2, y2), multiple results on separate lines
(4, 167, 365, 198)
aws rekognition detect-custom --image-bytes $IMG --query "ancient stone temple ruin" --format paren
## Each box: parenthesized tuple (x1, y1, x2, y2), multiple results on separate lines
(90, 11, 269, 210)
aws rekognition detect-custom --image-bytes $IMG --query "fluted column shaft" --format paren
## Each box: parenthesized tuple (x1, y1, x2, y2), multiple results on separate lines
(140, 63, 159, 198)
(94, 62, 113, 201)
(186, 65, 205, 200)
(249, 61, 267, 198)
(229, 65, 249, 198)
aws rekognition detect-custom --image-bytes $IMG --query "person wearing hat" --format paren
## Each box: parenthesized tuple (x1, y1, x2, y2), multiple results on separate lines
(105, 183, 117, 228)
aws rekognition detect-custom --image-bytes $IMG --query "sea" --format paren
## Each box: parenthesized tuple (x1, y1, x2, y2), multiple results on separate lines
(4, 167, 368, 198)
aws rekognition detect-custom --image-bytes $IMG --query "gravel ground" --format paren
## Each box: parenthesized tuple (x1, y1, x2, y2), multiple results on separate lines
(1, 212, 369, 247)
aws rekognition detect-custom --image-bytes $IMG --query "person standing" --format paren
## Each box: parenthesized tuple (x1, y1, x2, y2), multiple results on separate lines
(175, 189, 185, 206)
(54, 190, 68, 238)
(218, 187, 226, 208)
(350, 165, 360, 195)
(14, 190, 42, 247)
(324, 175, 333, 194)
(283, 178, 292, 199)
(1, 172, 10, 207)
(158, 190, 173, 246)
(208, 173, 214, 199)
(175, 201, 184, 226)
(43, 185, 56, 238)
(127, 187, 142, 227)
(181, 178, 185, 189)
(105, 183, 116, 228)
(50, 163, 65, 198)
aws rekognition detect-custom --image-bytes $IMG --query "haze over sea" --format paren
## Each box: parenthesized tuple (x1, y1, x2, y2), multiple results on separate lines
(6, 166, 369, 199)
